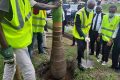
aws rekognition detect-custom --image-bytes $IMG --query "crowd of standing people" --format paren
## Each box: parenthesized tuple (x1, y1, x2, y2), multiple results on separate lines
(72, 0, 120, 71)
(0, 0, 120, 80)
(0, 0, 60, 80)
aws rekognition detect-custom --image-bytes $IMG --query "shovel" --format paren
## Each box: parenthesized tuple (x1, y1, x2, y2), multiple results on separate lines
(81, 36, 94, 69)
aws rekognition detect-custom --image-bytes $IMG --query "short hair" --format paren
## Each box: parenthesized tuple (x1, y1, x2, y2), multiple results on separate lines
(87, 0, 96, 5)
(109, 5, 117, 10)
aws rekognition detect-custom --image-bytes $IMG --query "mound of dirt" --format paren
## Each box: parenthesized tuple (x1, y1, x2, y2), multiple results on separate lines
(36, 60, 77, 80)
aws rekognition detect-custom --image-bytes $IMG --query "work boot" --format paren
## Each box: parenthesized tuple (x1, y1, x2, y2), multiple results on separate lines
(40, 51, 48, 54)
(71, 44, 75, 46)
(89, 52, 94, 55)
(110, 65, 119, 69)
(101, 61, 107, 65)
(96, 55, 100, 59)
(78, 63, 85, 71)
(43, 47, 49, 49)
(96, 55, 101, 62)
(110, 65, 120, 73)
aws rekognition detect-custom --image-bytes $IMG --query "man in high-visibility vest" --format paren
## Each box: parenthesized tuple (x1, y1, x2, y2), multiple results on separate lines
(0, 0, 60, 80)
(28, 10, 47, 57)
(72, 0, 96, 70)
(71, 4, 84, 46)
(98, 5, 119, 66)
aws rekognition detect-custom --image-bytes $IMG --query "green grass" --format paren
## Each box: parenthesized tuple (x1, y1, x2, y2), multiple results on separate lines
(0, 55, 4, 80)
(0, 37, 120, 80)
(73, 57, 118, 80)
(63, 42, 118, 80)
(102, 3, 120, 13)
(0, 20, 120, 80)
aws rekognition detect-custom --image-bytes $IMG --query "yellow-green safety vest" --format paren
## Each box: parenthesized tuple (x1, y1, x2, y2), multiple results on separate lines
(101, 15, 120, 42)
(72, 8, 93, 40)
(32, 10, 47, 33)
(1, 0, 32, 48)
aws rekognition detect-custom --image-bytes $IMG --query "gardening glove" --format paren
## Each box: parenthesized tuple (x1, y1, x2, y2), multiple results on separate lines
(85, 37, 90, 42)
(0, 46, 14, 63)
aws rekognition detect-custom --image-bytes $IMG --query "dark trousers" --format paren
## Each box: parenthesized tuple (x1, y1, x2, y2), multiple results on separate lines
(28, 32, 44, 57)
(66, 15, 71, 25)
(89, 30, 101, 56)
(76, 39, 86, 64)
(37, 32, 44, 53)
(72, 36, 76, 45)
(112, 41, 120, 68)
(62, 20, 66, 34)
(101, 40, 112, 62)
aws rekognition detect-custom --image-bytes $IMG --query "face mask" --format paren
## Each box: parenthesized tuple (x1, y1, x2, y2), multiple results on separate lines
(86, 7, 93, 12)
(109, 13, 114, 18)
(96, 11, 101, 14)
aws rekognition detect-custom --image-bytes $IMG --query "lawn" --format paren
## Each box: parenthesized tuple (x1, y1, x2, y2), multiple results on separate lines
(102, 3, 120, 14)
(34, 35, 120, 80)
(0, 33, 120, 80)
(0, 55, 4, 80)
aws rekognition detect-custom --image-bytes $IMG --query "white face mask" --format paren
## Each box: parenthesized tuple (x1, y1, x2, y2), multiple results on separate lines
(86, 7, 93, 12)
(109, 13, 114, 18)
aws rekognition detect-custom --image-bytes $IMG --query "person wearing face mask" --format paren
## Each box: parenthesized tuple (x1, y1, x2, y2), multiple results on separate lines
(89, 6, 105, 60)
(98, 5, 119, 66)
(72, 0, 96, 70)
(71, 4, 84, 46)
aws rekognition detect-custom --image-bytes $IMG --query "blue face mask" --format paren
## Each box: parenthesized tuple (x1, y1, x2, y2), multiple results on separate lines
(86, 7, 93, 12)
(109, 13, 114, 18)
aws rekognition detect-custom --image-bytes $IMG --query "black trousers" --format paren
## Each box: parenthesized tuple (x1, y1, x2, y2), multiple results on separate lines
(72, 36, 76, 45)
(62, 20, 66, 34)
(76, 39, 86, 64)
(112, 41, 120, 68)
(101, 40, 112, 62)
(89, 30, 101, 56)
(28, 32, 44, 55)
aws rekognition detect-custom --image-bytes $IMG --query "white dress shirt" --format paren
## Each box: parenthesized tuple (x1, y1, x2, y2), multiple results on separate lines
(92, 13, 102, 31)
(66, 8, 71, 15)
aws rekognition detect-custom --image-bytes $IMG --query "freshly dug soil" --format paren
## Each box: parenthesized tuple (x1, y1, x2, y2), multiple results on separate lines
(36, 60, 76, 80)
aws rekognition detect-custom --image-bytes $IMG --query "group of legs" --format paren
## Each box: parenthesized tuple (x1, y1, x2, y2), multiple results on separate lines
(3, 31, 47, 80)
(76, 30, 120, 70)
(28, 31, 47, 58)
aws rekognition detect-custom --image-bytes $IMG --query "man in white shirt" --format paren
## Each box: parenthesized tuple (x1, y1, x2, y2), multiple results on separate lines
(66, 5, 72, 25)
(89, 6, 104, 60)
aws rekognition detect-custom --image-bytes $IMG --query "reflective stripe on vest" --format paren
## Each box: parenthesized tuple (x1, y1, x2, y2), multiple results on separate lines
(32, 24, 45, 27)
(101, 27, 115, 32)
(81, 11, 91, 28)
(72, 8, 93, 40)
(32, 10, 46, 33)
(32, 16, 46, 20)
(101, 33, 112, 38)
(101, 15, 120, 41)
(81, 11, 85, 28)
(1, 0, 31, 30)
(0, 0, 32, 48)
